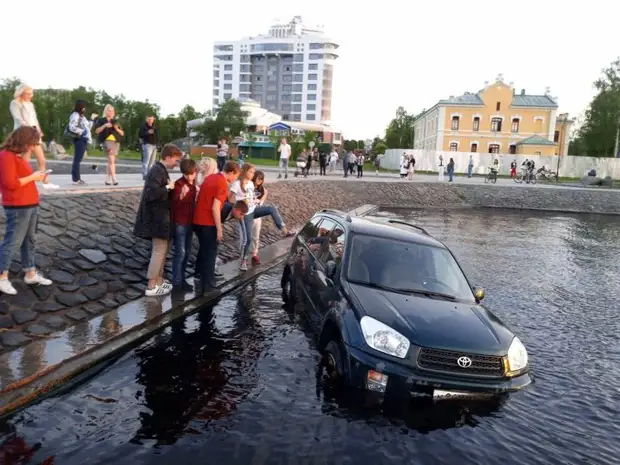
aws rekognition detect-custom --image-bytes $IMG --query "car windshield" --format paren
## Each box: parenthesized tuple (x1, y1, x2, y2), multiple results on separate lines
(346, 234, 476, 303)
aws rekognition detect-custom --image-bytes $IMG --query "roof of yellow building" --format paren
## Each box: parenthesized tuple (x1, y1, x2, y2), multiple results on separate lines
(516, 135, 556, 146)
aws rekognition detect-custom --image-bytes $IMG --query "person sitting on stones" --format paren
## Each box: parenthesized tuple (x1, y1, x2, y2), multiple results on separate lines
(0, 126, 53, 295)
(133, 144, 184, 297)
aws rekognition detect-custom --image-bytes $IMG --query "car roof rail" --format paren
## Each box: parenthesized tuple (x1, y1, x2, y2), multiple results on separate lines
(387, 219, 430, 236)
(320, 209, 352, 222)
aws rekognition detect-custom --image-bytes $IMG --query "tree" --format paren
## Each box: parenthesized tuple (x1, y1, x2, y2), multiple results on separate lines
(374, 142, 387, 155)
(199, 99, 247, 144)
(384, 107, 415, 149)
(343, 139, 357, 151)
(576, 57, 620, 157)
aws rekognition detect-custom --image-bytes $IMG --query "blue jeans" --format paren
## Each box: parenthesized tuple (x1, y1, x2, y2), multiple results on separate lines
(72, 138, 87, 182)
(194, 225, 218, 290)
(217, 156, 226, 172)
(0, 207, 39, 273)
(238, 205, 285, 259)
(172, 224, 193, 285)
(468, 164, 473, 178)
(141, 144, 157, 179)
(278, 158, 289, 177)
(448, 168, 454, 181)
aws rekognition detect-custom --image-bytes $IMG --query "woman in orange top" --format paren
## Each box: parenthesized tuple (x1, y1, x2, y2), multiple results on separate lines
(0, 127, 53, 295)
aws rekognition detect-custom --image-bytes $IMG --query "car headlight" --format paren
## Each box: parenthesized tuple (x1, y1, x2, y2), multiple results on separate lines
(360, 316, 410, 359)
(506, 337, 528, 375)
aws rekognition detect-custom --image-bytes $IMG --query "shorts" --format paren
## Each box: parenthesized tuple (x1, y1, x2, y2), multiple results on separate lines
(104, 140, 120, 157)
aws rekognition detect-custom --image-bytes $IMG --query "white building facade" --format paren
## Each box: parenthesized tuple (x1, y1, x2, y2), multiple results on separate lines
(213, 16, 339, 125)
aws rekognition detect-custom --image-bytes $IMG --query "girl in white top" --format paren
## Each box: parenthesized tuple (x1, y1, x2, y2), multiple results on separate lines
(9, 84, 47, 173)
(229, 163, 257, 271)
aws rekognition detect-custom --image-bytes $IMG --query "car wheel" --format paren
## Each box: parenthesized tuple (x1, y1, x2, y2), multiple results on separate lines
(323, 339, 345, 382)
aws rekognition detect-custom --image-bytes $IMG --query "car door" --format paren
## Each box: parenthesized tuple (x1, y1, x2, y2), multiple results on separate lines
(312, 221, 346, 318)
(292, 216, 322, 301)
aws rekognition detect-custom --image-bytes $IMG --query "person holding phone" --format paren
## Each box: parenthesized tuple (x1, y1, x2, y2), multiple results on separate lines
(94, 104, 124, 186)
(0, 126, 53, 295)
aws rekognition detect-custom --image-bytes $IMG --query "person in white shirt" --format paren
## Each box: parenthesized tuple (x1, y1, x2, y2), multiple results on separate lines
(277, 137, 291, 179)
(9, 84, 47, 174)
(438, 154, 445, 181)
(329, 149, 338, 174)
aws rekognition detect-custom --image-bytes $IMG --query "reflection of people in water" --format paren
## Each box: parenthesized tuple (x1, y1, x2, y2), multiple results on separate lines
(0, 425, 55, 465)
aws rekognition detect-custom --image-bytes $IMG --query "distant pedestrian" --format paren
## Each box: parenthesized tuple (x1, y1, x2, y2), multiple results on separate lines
(447, 157, 455, 182)
(216, 138, 229, 172)
(139, 115, 158, 180)
(133, 144, 184, 297)
(0, 127, 53, 295)
(94, 104, 124, 186)
(438, 154, 445, 181)
(319, 149, 327, 175)
(510, 159, 517, 178)
(468, 154, 474, 178)
(277, 137, 291, 179)
(357, 153, 365, 178)
(9, 84, 47, 175)
(374, 154, 381, 176)
(407, 155, 415, 180)
(329, 148, 338, 173)
(67, 100, 92, 185)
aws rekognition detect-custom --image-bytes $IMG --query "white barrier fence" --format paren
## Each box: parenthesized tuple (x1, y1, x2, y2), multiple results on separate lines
(382, 149, 620, 179)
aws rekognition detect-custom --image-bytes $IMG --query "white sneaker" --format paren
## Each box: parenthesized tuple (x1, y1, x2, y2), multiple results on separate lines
(0, 279, 17, 295)
(161, 280, 173, 291)
(145, 284, 171, 297)
(24, 272, 52, 286)
(239, 260, 248, 272)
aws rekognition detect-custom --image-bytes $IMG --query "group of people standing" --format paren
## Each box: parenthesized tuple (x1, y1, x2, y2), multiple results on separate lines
(8, 83, 160, 187)
(133, 148, 295, 297)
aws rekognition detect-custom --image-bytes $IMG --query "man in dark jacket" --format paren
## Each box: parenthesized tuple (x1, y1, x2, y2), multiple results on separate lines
(139, 115, 159, 180)
(133, 144, 183, 297)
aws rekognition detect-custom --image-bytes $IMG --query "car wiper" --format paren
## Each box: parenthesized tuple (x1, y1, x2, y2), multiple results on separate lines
(350, 280, 457, 301)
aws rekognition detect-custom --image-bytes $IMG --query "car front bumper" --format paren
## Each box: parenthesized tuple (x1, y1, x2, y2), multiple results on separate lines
(346, 343, 533, 400)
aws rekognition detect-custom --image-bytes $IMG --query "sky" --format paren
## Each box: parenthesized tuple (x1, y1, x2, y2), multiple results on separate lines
(3, 0, 619, 139)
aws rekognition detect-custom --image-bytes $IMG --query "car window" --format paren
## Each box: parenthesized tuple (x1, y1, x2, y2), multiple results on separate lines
(298, 216, 322, 243)
(319, 224, 346, 268)
(306, 218, 335, 258)
(347, 234, 475, 302)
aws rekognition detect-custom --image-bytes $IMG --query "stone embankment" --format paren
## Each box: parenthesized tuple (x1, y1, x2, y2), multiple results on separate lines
(0, 180, 619, 352)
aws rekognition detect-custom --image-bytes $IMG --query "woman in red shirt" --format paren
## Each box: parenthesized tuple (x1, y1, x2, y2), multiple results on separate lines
(0, 127, 53, 295)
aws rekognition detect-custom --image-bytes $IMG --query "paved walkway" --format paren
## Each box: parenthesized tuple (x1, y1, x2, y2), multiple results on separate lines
(39, 169, 597, 195)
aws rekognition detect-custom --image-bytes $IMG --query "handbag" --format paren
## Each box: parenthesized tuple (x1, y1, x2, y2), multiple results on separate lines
(63, 113, 82, 140)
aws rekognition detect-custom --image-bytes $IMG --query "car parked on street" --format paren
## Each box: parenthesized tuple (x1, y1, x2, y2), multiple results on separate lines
(281, 209, 533, 402)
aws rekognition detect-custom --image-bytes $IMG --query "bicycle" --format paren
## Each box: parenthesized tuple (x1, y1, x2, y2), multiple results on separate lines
(484, 170, 498, 184)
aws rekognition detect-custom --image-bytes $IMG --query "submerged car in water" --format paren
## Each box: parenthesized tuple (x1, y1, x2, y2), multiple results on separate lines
(281, 209, 533, 401)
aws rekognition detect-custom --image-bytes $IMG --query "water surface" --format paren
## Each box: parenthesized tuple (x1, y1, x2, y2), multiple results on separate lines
(2, 208, 619, 465)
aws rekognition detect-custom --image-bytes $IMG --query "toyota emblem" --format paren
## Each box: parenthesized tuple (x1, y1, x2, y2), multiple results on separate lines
(457, 356, 472, 368)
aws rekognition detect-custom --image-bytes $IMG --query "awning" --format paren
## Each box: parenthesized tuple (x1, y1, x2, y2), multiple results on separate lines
(238, 141, 275, 148)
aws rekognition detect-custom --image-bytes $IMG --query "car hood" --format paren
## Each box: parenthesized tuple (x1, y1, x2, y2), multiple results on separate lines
(348, 283, 514, 354)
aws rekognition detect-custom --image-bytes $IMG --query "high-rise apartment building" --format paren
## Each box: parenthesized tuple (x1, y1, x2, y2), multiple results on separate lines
(212, 16, 339, 124)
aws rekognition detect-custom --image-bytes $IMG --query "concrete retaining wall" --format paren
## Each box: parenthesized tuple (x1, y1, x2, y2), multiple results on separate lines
(383, 149, 620, 179)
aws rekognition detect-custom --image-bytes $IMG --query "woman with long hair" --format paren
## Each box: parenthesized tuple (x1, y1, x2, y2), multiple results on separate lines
(0, 127, 53, 295)
(94, 104, 124, 185)
(67, 99, 92, 185)
(196, 157, 218, 189)
(9, 84, 47, 174)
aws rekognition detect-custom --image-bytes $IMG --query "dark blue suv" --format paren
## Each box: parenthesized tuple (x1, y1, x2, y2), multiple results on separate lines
(281, 209, 533, 401)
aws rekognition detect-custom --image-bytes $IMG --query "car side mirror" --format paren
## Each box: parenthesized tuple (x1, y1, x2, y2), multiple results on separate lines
(473, 286, 485, 301)
(326, 260, 337, 279)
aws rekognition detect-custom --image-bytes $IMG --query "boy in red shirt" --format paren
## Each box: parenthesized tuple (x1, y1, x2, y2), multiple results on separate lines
(171, 158, 197, 288)
(193, 161, 240, 292)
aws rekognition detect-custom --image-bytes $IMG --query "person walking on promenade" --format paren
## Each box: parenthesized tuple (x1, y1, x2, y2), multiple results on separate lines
(357, 153, 365, 178)
(139, 115, 158, 180)
(66, 100, 92, 185)
(171, 158, 197, 288)
(319, 149, 327, 176)
(329, 148, 338, 174)
(9, 84, 47, 175)
(94, 104, 124, 186)
(438, 154, 445, 181)
(193, 161, 240, 293)
(467, 154, 474, 178)
(277, 137, 291, 179)
(216, 138, 229, 172)
(510, 159, 517, 178)
(133, 144, 184, 297)
(407, 155, 416, 180)
(0, 127, 53, 295)
(447, 157, 455, 182)
(374, 154, 381, 176)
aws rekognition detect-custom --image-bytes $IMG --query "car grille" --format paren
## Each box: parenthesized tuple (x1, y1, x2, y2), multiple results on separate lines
(417, 348, 505, 378)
